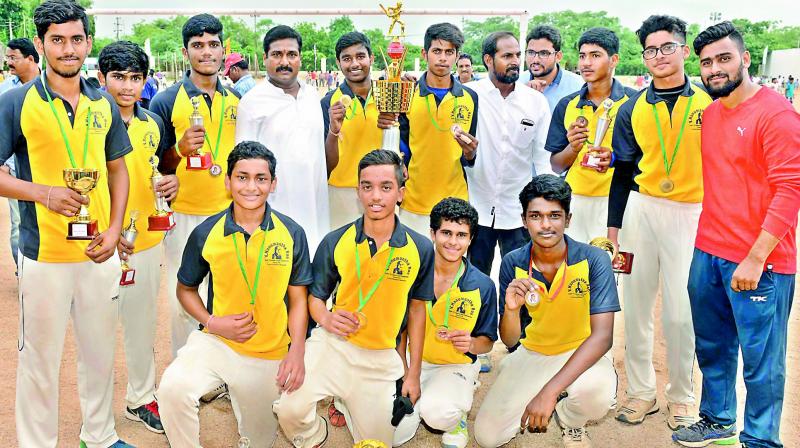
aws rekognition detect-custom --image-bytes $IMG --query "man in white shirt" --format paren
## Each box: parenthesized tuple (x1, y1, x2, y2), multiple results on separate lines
(235, 25, 330, 252)
(466, 31, 552, 275)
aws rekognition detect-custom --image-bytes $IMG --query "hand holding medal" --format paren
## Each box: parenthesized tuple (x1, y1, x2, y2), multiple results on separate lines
(426, 262, 465, 342)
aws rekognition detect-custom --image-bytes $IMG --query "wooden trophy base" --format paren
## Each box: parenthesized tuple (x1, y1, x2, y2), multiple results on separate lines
(120, 268, 136, 286)
(148, 212, 176, 231)
(67, 220, 98, 240)
(613, 251, 634, 274)
(186, 152, 213, 170)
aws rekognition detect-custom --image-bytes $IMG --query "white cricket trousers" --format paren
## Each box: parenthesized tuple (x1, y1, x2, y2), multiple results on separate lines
(275, 328, 405, 447)
(16, 255, 122, 448)
(118, 243, 163, 408)
(159, 330, 282, 448)
(328, 186, 363, 231)
(619, 192, 700, 404)
(164, 212, 211, 356)
(474, 348, 616, 448)
(565, 194, 609, 243)
(393, 361, 480, 446)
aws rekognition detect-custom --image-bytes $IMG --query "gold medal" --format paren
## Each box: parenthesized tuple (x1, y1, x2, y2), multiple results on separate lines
(659, 177, 675, 193)
(340, 94, 353, 108)
(356, 311, 368, 329)
(575, 116, 589, 128)
(209, 163, 223, 177)
(435, 326, 450, 341)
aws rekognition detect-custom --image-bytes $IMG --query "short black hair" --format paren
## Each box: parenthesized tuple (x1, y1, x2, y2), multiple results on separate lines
(263, 25, 303, 54)
(335, 31, 372, 60)
(526, 25, 562, 52)
(33, 0, 90, 40)
(578, 27, 619, 56)
(85, 76, 101, 89)
(227, 141, 277, 178)
(98, 41, 149, 76)
(358, 149, 404, 187)
(482, 31, 517, 66)
(693, 21, 746, 56)
(149, 69, 155, 76)
(458, 53, 473, 63)
(430, 197, 479, 237)
(519, 174, 572, 215)
(7, 38, 39, 63)
(181, 14, 223, 49)
(424, 23, 464, 52)
(232, 59, 249, 71)
(636, 15, 688, 48)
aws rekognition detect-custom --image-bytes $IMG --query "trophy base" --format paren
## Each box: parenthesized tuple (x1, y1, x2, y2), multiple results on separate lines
(148, 212, 176, 231)
(67, 220, 98, 240)
(120, 268, 136, 286)
(186, 153, 213, 170)
(581, 152, 601, 169)
(613, 251, 634, 274)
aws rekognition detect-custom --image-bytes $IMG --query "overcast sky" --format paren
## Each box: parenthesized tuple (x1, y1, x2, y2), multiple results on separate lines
(93, 0, 799, 44)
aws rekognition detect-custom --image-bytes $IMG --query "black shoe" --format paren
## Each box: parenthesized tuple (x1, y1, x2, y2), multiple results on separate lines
(125, 401, 164, 434)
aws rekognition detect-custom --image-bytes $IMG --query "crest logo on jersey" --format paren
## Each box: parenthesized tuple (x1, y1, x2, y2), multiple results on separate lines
(264, 241, 290, 266)
(386, 256, 412, 281)
(567, 278, 590, 299)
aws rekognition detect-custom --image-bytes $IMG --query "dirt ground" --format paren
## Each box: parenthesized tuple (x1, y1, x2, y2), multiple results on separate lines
(0, 96, 798, 448)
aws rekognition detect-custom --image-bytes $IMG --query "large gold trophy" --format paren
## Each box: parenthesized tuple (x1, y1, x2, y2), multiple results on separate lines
(63, 168, 99, 240)
(373, 2, 416, 154)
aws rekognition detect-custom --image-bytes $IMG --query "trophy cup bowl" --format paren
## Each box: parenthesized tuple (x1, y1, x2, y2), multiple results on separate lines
(187, 98, 213, 170)
(589, 237, 634, 274)
(63, 168, 99, 240)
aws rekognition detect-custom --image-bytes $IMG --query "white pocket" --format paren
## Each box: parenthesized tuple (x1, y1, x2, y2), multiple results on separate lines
(510, 118, 536, 148)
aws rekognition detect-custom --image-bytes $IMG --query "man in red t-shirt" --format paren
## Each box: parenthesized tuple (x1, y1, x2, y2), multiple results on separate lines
(674, 22, 800, 448)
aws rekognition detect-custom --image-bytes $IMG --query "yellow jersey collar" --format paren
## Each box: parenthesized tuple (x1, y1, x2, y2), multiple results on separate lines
(223, 202, 274, 236)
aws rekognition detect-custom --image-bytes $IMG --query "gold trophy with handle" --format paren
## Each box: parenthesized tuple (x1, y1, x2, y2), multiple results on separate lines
(147, 155, 176, 231)
(119, 210, 139, 286)
(63, 168, 99, 240)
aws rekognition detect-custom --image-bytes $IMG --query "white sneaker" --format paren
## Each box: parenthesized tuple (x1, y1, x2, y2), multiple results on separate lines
(441, 413, 468, 448)
(562, 427, 592, 448)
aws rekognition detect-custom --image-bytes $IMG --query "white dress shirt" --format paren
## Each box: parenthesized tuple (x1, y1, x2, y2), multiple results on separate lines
(465, 78, 553, 229)
(235, 80, 330, 253)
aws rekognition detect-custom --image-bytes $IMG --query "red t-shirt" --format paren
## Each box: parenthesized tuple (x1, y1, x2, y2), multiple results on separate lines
(695, 87, 800, 274)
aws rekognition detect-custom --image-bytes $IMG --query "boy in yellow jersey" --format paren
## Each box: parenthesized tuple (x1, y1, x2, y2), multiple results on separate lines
(0, 1, 133, 446)
(393, 197, 497, 448)
(377, 23, 478, 236)
(323, 32, 383, 229)
(149, 14, 241, 356)
(98, 40, 178, 435)
(545, 28, 637, 242)
(475, 175, 619, 448)
(607, 15, 712, 429)
(276, 149, 435, 447)
(158, 141, 312, 447)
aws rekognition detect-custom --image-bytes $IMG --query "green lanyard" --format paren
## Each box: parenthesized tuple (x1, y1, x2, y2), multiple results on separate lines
(425, 93, 458, 132)
(354, 243, 395, 313)
(344, 89, 372, 121)
(202, 92, 226, 162)
(232, 226, 269, 306)
(426, 261, 465, 329)
(41, 71, 90, 168)
(651, 95, 693, 178)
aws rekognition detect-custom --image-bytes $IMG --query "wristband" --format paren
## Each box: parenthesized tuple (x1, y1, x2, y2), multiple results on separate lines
(609, 151, 616, 167)
(205, 315, 215, 334)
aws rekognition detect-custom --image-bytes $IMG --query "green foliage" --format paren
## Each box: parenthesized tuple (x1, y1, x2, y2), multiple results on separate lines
(461, 16, 520, 71)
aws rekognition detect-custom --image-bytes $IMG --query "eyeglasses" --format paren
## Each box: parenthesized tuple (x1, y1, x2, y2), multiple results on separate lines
(4, 55, 22, 63)
(525, 49, 555, 59)
(642, 42, 684, 60)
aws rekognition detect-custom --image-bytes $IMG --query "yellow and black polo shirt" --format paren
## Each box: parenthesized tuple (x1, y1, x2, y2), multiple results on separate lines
(311, 216, 435, 350)
(399, 73, 478, 215)
(499, 235, 620, 355)
(0, 75, 132, 262)
(422, 258, 498, 365)
(178, 203, 312, 359)
(124, 103, 169, 253)
(149, 73, 240, 216)
(545, 79, 637, 197)
(612, 78, 711, 202)
(322, 81, 383, 188)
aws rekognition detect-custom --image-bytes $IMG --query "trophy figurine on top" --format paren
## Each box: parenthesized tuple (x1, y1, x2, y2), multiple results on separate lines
(373, 2, 416, 155)
(580, 98, 615, 169)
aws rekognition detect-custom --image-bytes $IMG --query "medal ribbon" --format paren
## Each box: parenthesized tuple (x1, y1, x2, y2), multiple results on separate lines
(426, 261, 465, 329)
(202, 92, 226, 163)
(425, 93, 459, 132)
(354, 243, 396, 313)
(528, 243, 568, 302)
(651, 95, 693, 179)
(232, 225, 269, 306)
(42, 72, 90, 168)
(344, 89, 372, 121)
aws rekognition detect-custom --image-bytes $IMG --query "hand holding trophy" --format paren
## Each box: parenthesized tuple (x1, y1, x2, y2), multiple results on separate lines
(589, 236, 634, 274)
(581, 98, 615, 170)
(185, 97, 213, 171)
(63, 168, 99, 240)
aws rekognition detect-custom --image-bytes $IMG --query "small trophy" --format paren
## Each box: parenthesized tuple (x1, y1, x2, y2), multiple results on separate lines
(589, 237, 634, 274)
(147, 155, 176, 231)
(186, 97, 212, 170)
(581, 98, 615, 169)
(373, 2, 416, 154)
(63, 168, 99, 240)
(119, 210, 139, 286)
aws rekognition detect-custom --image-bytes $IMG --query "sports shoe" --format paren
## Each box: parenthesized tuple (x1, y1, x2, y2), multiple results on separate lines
(667, 402, 698, 430)
(441, 412, 468, 448)
(327, 399, 346, 428)
(125, 400, 164, 434)
(615, 398, 658, 425)
(200, 383, 228, 403)
(671, 416, 738, 447)
(478, 354, 492, 373)
(80, 440, 136, 448)
(561, 427, 592, 448)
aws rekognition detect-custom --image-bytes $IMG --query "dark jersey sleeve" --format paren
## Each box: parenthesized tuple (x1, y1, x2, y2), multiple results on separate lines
(103, 95, 133, 161)
(408, 233, 435, 301)
(471, 274, 499, 341)
(545, 96, 571, 154)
